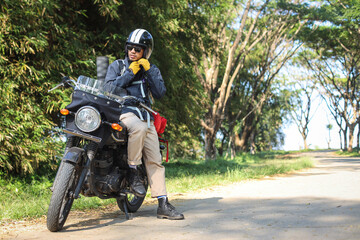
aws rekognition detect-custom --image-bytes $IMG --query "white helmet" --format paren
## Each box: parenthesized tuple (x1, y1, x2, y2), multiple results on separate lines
(126, 29, 154, 59)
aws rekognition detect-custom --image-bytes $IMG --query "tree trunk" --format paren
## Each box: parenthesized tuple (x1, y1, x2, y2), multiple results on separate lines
(301, 131, 308, 150)
(204, 125, 217, 161)
(218, 132, 227, 157)
(303, 138, 308, 150)
(357, 122, 360, 149)
(348, 124, 355, 152)
(339, 129, 343, 150)
(227, 134, 236, 160)
(344, 126, 348, 151)
(249, 131, 256, 154)
(237, 112, 256, 151)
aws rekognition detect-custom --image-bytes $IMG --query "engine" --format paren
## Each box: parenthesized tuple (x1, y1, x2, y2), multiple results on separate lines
(82, 147, 126, 197)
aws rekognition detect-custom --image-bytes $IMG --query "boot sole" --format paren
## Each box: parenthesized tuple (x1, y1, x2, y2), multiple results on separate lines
(157, 215, 185, 220)
(130, 187, 146, 198)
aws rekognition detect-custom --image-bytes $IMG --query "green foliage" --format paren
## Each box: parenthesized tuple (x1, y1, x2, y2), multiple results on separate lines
(0, 0, 66, 175)
(0, 0, 206, 176)
(115, 0, 205, 157)
(3, 0, 351, 176)
(254, 90, 291, 151)
(0, 173, 53, 220)
(0, 0, 119, 175)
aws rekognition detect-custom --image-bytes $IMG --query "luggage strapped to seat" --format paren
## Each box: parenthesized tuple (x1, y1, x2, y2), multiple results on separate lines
(152, 112, 169, 162)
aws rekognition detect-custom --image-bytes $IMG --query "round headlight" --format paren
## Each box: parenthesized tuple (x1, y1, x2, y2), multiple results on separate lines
(75, 106, 101, 132)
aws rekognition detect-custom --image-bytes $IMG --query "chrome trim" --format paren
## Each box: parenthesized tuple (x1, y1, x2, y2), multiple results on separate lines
(63, 129, 102, 143)
(111, 133, 126, 143)
(74, 106, 101, 132)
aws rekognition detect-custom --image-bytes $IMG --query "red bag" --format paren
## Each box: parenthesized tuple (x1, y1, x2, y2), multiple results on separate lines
(152, 112, 169, 162)
(153, 112, 167, 135)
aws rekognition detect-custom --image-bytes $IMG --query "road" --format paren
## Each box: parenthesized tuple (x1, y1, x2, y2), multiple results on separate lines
(3, 150, 360, 240)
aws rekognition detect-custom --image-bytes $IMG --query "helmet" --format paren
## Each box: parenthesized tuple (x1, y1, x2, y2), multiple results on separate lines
(126, 29, 154, 59)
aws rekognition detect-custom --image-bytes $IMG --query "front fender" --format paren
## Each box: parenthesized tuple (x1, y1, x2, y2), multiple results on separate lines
(63, 147, 85, 165)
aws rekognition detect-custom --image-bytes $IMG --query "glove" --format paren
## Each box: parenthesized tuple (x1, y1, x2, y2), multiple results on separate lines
(129, 61, 140, 75)
(138, 58, 151, 71)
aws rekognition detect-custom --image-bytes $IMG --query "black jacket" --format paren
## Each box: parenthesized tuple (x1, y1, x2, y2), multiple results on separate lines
(104, 57, 166, 120)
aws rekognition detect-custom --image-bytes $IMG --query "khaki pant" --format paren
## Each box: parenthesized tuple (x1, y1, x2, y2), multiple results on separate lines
(120, 112, 167, 197)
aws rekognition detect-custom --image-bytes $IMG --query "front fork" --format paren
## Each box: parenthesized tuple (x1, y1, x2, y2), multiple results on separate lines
(72, 141, 98, 199)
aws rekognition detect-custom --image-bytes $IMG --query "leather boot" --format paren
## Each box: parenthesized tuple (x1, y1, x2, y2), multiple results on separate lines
(157, 197, 185, 220)
(128, 168, 146, 197)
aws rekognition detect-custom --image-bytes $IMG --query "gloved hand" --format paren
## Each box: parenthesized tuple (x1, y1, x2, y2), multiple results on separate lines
(138, 58, 151, 71)
(129, 61, 140, 75)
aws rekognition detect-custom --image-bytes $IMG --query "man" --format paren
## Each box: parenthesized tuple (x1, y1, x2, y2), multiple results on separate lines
(104, 29, 184, 220)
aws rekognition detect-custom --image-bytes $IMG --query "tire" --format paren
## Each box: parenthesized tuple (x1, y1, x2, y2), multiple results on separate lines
(47, 162, 77, 232)
(50, 137, 80, 192)
(117, 185, 148, 213)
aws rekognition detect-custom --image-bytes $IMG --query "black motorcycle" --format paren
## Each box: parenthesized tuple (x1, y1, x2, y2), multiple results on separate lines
(46, 72, 160, 232)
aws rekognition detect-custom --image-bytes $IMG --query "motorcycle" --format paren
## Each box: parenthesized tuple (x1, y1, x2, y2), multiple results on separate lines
(46, 59, 161, 232)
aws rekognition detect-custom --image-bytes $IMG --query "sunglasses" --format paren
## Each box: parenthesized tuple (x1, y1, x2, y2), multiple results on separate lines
(126, 45, 143, 53)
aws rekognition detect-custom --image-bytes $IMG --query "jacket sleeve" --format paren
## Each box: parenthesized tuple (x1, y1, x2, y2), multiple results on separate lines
(146, 65, 166, 99)
(104, 61, 135, 91)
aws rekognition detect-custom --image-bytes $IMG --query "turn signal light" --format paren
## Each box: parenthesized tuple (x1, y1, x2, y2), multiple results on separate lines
(60, 109, 69, 115)
(111, 123, 123, 131)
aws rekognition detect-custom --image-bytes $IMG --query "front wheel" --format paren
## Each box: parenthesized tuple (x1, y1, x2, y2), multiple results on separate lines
(47, 162, 78, 232)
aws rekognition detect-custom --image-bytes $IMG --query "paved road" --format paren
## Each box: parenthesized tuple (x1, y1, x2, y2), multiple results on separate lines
(4, 150, 360, 239)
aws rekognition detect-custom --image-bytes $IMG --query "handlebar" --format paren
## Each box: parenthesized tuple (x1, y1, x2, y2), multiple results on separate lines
(48, 77, 77, 92)
(139, 102, 157, 115)
(122, 96, 157, 115)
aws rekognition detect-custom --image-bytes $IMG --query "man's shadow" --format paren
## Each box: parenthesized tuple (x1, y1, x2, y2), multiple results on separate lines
(61, 204, 158, 232)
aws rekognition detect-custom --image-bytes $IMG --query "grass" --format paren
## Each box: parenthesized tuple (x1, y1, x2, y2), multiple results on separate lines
(336, 148, 360, 157)
(0, 151, 313, 222)
(164, 151, 313, 194)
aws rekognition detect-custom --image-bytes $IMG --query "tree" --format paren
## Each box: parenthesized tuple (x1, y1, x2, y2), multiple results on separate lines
(0, 0, 98, 175)
(0, 0, 205, 175)
(187, 0, 307, 160)
(288, 73, 318, 150)
(111, 0, 205, 157)
(292, 0, 360, 152)
(279, 0, 360, 152)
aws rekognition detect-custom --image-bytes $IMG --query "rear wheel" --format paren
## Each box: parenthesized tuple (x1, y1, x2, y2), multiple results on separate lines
(117, 190, 147, 213)
(117, 165, 148, 213)
(47, 162, 78, 232)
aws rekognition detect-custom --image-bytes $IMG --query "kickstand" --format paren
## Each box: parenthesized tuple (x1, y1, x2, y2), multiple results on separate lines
(122, 201, 132, 220)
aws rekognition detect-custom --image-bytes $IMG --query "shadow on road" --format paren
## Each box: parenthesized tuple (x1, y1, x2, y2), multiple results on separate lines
(62, 210, 126, 233)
